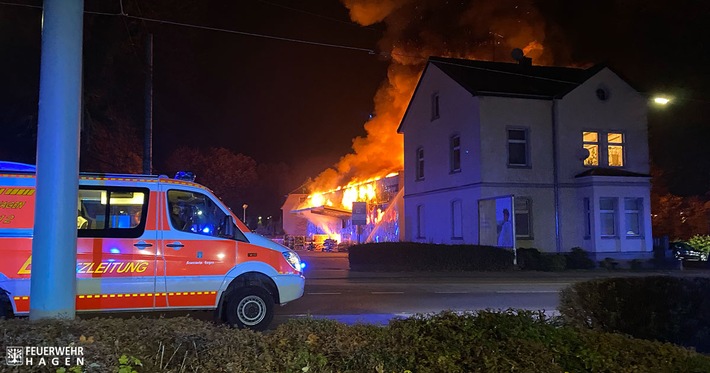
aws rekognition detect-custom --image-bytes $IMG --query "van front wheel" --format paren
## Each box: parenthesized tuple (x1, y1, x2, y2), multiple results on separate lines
(0, 291, 13, 320)
(224, 286, 274, 331)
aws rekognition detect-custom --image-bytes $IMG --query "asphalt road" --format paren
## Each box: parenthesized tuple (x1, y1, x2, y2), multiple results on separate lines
(270, 250, 706, 326)
(76, 250, 707, 329)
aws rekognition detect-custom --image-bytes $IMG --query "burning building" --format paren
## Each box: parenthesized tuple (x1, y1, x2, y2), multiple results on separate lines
(283, 172, 404, 248)
(283, 1, 559, 249)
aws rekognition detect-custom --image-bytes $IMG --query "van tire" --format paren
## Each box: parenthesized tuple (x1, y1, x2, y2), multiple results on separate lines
(224, 286, 274, 331)
(0, 291, 13, 319)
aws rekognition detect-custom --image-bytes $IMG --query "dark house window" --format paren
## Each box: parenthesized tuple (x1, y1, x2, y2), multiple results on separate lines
(451, 199, 463, 239)
(450, 135, 461, 173)
(431, 92, 440, 120)
(600, 197, 617, 237)
(583, 197, 591, 239)
(507, 128, 529, 167)
(417, 205, 425, 238)
(624, 198, 643, 237)
(416, 147, 425, 180)
(514, 197, 532, 239)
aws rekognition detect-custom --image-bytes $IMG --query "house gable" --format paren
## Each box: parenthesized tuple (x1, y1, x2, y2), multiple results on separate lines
(400, 62, 483, 196)
(555, 67, 649, 180)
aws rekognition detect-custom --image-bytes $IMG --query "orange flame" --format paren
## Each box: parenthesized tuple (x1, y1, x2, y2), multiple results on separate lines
(302, 172, 399, 212)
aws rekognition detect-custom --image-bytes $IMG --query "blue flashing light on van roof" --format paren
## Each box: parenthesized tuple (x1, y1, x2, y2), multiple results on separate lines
(0, 161, 36, 173)
(174, 171, 196, 182)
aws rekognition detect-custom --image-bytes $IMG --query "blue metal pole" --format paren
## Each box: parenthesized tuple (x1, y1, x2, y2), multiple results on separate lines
(30, 0, 84, 320)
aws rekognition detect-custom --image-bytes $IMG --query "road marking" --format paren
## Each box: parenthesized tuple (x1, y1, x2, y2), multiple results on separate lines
(495, 290, 559, 294)
(370, 291, 404, 295)
(434, 291, 473, 294)
(307, 292, 342, 295)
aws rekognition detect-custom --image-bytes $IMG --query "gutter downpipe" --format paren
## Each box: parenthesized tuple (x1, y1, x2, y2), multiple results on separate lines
(551, 98, 562, 253)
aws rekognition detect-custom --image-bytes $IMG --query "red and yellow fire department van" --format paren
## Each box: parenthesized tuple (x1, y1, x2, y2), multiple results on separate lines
(0, 162, 304, 331)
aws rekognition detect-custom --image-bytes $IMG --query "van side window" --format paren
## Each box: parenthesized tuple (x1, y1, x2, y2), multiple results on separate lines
(78, 187, 148, 238)
(167, 190, 246, 241)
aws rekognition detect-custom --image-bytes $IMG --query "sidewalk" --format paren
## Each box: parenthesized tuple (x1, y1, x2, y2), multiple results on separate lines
(306, 268, 710, 280)
(296, 250, 710, 280)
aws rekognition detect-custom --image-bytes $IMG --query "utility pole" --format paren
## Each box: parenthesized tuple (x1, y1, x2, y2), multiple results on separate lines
(143, 34, 153, 175)
(30, 0, 84, 320)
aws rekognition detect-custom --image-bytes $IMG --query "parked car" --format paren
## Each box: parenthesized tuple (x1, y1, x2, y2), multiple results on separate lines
(670, 241, 709, 261)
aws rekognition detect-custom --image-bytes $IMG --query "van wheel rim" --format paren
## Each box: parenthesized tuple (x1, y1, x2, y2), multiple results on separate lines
(237, 295, 266, 325)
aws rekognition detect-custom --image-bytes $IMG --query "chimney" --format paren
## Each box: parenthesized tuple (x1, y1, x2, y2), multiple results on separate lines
(511, 48, 532, 66)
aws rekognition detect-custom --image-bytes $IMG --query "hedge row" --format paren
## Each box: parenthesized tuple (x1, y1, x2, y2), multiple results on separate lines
(517, 247, 596, 271)
(2, 310, 709, 372)
(559, 276, 710, 353)
(349, 243, 676, 272)
(348, 243, 599, 272)
(348, 242, 514, 271)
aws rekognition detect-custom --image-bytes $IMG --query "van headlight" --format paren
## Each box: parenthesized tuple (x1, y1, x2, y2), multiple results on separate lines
(283, 251, 302, 272)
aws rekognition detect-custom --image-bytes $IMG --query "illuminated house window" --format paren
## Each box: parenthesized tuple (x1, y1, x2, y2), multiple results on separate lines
(450, 135, 461, 173)
(608, 132, 624, 167)
(507, 128, 529, 167)
(599, 197, 617, 237)
(417, 205, 425, 238)
(431, 92, 440, 120)
(451, 199, 463, 239)
(624, 198, 642, 237)
(583, 131, 599, 166)
(514, 197, 532, 239)
(415, 147, 425, 181)
(583, 131, 625, 167)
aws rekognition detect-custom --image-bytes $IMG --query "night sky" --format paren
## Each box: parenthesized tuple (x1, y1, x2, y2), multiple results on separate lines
(1, 0, 709, 208)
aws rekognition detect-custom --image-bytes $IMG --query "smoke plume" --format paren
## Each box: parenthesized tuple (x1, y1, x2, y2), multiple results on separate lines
(308, 0, 554, 193)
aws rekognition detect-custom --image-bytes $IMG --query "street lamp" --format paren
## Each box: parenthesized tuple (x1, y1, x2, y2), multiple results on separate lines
(242, 204, 248, 222)
(652, 96, 671, 105)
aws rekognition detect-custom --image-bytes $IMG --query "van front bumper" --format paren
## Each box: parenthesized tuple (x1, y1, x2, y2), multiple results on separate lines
(273, 274, 305, 304)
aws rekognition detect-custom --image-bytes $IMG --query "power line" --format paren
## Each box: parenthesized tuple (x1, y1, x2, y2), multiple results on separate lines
(121, 14, 377, 54)
(0, 1, 377, 55)
(0, 1, 39, 9)
(0, 0, 593, 85)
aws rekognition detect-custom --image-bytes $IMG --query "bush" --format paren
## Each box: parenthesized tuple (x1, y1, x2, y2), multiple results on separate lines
(688, 234, 710, 254)
(348, 242, 514, 271)
(2, 312, 709, 372)
(539, 254, 567, 272)
(516, 247, 541, 270)
(598, 257, 619, 270)
(564, 247, 596, 269)
(516, 249, 566, 271)
(629, 259, 644, 270)
(559, 276, 710, 353)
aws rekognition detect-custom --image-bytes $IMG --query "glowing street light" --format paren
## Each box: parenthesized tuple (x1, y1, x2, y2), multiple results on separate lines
(242, 203, 248, 222)
(653, 96, 671, 105)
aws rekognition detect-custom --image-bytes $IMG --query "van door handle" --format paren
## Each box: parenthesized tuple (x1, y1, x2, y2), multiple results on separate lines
(166, 241, 184, 250)
(134, 241, 153, 249)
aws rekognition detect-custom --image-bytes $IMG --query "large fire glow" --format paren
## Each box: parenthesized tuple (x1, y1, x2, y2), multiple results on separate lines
(305, 171, 399, 211)
(299, 1, 555, 242)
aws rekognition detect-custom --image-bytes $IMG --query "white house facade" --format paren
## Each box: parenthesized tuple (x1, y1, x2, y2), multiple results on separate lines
(397, 56, 652, 259)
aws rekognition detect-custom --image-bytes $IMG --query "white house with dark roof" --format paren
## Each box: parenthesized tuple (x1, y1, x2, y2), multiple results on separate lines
(397, 56, 653, 259)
